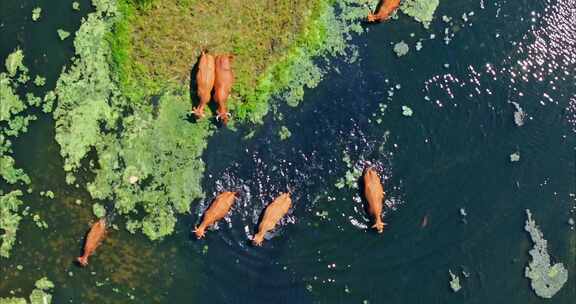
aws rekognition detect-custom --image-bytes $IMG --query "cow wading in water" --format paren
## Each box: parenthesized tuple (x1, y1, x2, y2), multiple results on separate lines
(193, 50, 216, 119)
(194, 191, 237, 239)
(214, 54, 234, 125)
(253, 192, 292, 246)
(363, 167, 387, 233)
(77, 218, 107, 267)
(367, 0, 401, 22)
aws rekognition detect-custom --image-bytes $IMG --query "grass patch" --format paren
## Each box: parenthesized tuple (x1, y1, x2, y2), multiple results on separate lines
(120, 0, 316, 92)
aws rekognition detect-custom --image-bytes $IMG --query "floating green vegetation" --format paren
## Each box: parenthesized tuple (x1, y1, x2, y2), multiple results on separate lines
(1, 155, 31, 185)
(4, 48, 26, 77)
(39, 190, 54, 199)
(278, 126, 292, 140)
(34, 277, 54, 290)
(401, 105, 413, 117)
(524, 209, 568, 298)
(72, 2, 80, 11)
(448, 269, 462, 292)
(32, 213, 48, 229)
(0, 190, 24, 258)
(510, 151, 520, 162)
(33, 75, 46, 87)
(57, 29, 71, 40)
(400, 0, 440, 28)
(53, 2, 124, 180)
(0, 277, 54, 304)
(1, 56, 34, 186)
(393, 41, 410, 57)
(0, 76, 26, 122)
(92, 203, 106, 218)
(86, 92, 213, 240)
(31, 7, 42, 22)
(334, 150, 362, 189)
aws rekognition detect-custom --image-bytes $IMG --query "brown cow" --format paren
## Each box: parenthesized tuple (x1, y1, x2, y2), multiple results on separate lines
(253, 192, 291, 246)
(214, 55, 235, 125)
(363, 167, 387, 233)
(193, 51, 216, 119)
(194, 191, 237, 239)
(367, 0, 401, 22)
(77, 218, 107, 267)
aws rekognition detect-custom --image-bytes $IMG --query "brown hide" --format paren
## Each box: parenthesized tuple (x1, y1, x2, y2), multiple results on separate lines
(253, 193, 292, 246)
(213, 55, 235, 125)
(363, 167, 387, 233)
(367, 0, 401, 22)
(194, 191, 237, 239)
(193, 51, 216, 119)
(77, 218, 107, 267)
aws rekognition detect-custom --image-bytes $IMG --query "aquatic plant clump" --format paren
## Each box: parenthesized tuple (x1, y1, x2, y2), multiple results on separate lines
(401, 105, 413, 117)
(92, 203, 106, 218)
(53, 3, 124, 180)
(448, 269, 461, 292)
(394, 42, 410, 57)
(0, 190, 24, 258)
(334, 150, 363, 189)
(32, 8, 42, 21)
(278, 126, 292, 140)
(510, 152, 520, 162)
(400, 0, 440, 28)
(524, 209, 568, 298)
(57, 29, 71, 41)
(4, 48, 26, 77)
(33, 75, 46, 86)
(86, 93, 213, 240)
(1, 72, 32, 186)
(0, 277, 54, 304)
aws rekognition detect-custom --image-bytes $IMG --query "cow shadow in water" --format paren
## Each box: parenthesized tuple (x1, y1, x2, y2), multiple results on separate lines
(187, 55, 219, 124)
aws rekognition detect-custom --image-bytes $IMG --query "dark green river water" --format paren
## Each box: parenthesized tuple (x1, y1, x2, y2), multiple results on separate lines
(1, 0, 575, 303)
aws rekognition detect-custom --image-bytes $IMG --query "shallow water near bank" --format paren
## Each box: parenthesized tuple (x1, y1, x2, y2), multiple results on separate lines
(1, 0, 575, 303)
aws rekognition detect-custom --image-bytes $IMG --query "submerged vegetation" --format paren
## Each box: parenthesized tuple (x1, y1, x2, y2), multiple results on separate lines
(0, 277, 54, 304)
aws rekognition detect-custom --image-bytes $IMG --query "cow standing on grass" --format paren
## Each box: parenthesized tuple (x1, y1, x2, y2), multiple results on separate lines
(193, 51, 216, 119)
(214, 54, 234, 125)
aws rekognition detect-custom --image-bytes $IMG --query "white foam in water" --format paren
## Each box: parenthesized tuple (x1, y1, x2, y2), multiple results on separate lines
(349, 216, 368, 229)
(244, 225, 251, 238)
